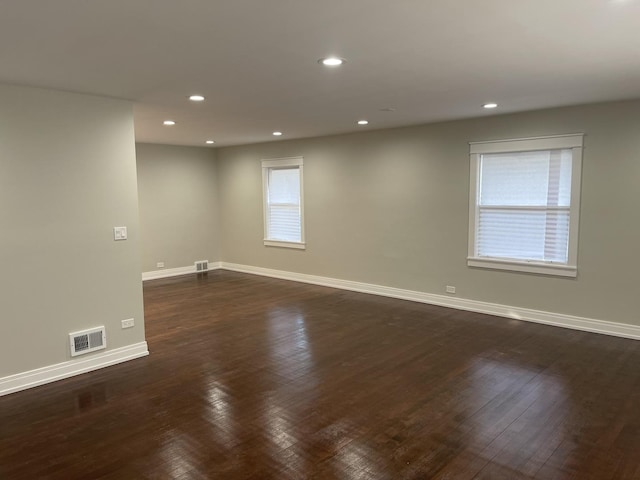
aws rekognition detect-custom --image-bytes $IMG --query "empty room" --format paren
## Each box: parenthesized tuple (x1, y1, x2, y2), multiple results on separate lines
(1, 1, 639, 479)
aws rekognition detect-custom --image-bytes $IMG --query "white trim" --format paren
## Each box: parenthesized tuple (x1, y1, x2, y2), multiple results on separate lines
(468, 136, 583, 277)
(468, 153, 480, 261)
(469, 134, 584, 153)
(0, 342, 149, 397)
(263, 240, 306, 249)
(261, 156, 303, 168)
(262, 156, 305, 246)
(219, 262, 640, 341)
(142, 262, 222, 281)
(467, 257, 577, 277)
(568, 146, 583, 268)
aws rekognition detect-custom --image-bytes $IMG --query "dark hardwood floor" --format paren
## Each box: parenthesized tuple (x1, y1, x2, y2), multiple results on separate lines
(1, 271, 639, 479)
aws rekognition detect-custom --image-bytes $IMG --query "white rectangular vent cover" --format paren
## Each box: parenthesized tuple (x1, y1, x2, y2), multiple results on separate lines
(195, 260, 209, 272)
(69, 326, 106, 357)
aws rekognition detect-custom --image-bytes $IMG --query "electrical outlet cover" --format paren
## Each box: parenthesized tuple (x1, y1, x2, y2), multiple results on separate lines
(121, 318, 135, 329)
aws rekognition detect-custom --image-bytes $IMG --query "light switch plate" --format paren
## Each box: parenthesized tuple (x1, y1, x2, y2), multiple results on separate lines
(114, 226, 127, 241)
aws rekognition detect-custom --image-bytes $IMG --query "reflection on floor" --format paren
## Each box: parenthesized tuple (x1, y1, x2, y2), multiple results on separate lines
(1, 270, 639, 479)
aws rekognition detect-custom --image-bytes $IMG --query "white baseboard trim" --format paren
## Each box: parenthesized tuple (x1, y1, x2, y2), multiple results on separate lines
(220, 262, 640, 341)
(0, 342, 149, 397)
(142, 262, 222, 281)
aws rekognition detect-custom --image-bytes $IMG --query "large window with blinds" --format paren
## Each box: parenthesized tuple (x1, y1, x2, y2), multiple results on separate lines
(468, 134, 583, 277)
(262, 157, 305, 249)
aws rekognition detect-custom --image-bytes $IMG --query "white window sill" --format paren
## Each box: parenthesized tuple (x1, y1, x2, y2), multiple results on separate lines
(264, 240, 306, 250)
(467, 256, 577, 278)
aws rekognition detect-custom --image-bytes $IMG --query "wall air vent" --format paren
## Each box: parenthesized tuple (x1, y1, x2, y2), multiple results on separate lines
(195, 260, 209, 272)
(69, 326, 106, 357)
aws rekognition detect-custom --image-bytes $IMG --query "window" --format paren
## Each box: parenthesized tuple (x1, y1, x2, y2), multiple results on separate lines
(262, 157, 305, 249)
(468, 134, 583, 277)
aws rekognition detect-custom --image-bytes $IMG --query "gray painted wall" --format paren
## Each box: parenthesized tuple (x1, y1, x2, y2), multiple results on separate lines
(136, 143, 219, 272)
(216, 100, 640, 327)
(0, 84, 145, 377)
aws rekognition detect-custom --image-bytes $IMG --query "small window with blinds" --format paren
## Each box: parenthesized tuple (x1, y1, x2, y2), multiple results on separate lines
(262, 157, 305, 249)
(468, 134, 583, 277)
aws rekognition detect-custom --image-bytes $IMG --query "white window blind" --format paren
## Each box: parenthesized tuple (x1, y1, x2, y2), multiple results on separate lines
(262, 157, 305, 249)
(468, 134, 583, 277)
(267, 168, 301, 241)
(478, 149, 572, 263)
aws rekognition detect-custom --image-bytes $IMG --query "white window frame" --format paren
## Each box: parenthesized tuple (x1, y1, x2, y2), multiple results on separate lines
(468, 134, 583, 277)
(262, 156, 305, 249)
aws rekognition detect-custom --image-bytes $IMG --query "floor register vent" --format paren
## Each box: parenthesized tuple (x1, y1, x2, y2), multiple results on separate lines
(69, 326, 106, 357)
(195, 260, 209, 272)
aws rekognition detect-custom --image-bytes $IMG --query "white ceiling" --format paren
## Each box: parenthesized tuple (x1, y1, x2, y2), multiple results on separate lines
(1, 0, 639, 147)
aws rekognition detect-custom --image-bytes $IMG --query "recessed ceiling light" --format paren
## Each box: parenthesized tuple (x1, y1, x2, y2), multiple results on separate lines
(272, 131, 283, 136)
(319, 57, 345, 67)
(189, 95, 205, 102)
(205, 140, 215, 144)
(163, 120, 176, 126)
(483, 103, 498, 109)
(357, 120, 369, 125)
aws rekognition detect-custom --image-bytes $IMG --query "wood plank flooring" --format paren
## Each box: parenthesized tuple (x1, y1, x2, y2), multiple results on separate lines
(1, 270, 639, 479)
